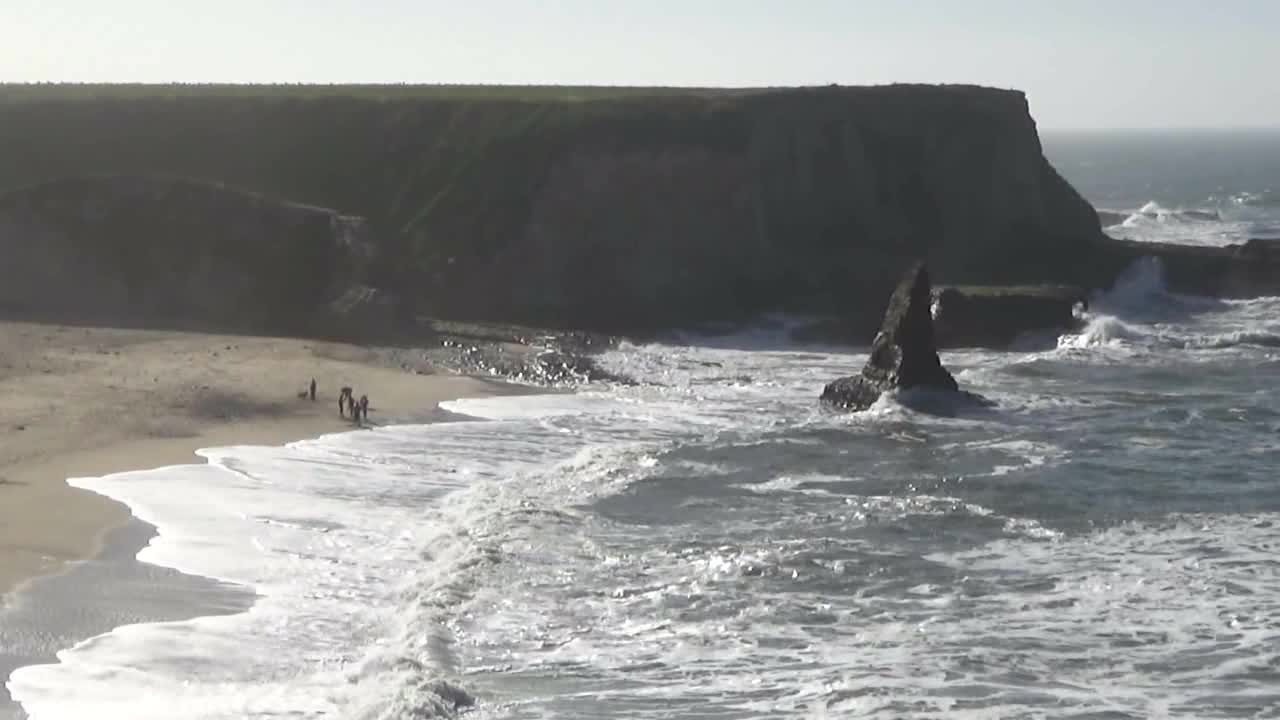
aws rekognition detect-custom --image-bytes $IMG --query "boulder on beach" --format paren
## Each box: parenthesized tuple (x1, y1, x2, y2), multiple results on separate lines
(820, 262, 959, 411)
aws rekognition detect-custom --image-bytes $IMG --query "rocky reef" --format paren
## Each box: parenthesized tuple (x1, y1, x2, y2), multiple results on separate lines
(821, 263, 960, 411)
(375, 318, 625, 387)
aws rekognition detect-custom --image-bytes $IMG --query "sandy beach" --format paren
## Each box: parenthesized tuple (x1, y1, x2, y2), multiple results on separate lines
(0, 320, 514, 601)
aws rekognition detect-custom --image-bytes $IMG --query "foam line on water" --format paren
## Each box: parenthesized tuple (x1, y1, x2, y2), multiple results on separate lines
(7, 396, 581, 720)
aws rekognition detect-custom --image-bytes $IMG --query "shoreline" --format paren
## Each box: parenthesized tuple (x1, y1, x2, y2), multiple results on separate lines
(0, 320, 527, 603)
(1, 383, 513, 604)
(1, 378, 530, 719)
(0, 516, 257, 720)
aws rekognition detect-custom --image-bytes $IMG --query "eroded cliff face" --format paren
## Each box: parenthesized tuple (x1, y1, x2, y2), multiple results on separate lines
(0, 177, 371, 334)
(495, 147, 761, 328)
(428, 86, 1104, 331)
(0, 85, 1105, 334)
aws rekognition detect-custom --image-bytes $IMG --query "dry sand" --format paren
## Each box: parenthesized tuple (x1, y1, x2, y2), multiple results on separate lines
(0, 320, 515, 600)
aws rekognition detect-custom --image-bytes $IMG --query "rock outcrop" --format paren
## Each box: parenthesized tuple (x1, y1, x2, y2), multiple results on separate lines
(821, 263, 959, 411)
(1087, 236, 1280, 298)
(932, 284, 1088, 348)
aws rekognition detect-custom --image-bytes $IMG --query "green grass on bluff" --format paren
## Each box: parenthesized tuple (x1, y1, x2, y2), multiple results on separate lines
(0, 83, 744, 103)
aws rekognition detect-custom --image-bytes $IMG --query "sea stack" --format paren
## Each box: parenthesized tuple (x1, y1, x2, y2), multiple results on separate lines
(820, 262, 959, 411)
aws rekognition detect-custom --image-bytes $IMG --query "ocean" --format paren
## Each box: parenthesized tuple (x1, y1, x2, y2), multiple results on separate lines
(1044, 128, 1280, 246)
(6, 130, 1280, 718)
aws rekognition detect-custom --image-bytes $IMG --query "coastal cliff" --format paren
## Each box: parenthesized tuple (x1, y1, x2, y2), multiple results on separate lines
(0, 177, 371, 334)
(0, 84, 1105, 335)
(486, 86, 1104, 332)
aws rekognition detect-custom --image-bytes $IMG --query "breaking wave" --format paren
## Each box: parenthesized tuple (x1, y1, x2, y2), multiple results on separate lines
(1100, 196, 1280, 246)
(1057, 257, 1280, 353)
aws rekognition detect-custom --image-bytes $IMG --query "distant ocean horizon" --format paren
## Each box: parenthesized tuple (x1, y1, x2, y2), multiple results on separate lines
(1043, 127, 1280, 246)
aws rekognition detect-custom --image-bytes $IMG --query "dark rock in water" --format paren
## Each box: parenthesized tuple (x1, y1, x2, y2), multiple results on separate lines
(1089, 236, 1280, 298)
(932, 284, 1088, 348)
(819, 374, 891, 413)
(820, 263, 959, 411)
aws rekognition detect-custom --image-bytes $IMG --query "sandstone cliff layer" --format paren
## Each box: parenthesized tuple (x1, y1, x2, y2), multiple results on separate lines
(0, 84, 1106, 334)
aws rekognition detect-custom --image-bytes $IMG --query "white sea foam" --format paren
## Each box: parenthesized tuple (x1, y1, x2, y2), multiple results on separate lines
(10, 287, 1280, 719)
(735, 473, 854, 496)
(1105, 199, 1264, 246)
(7, 346, 859, 718)
(6, 402, 602, 719)
(1051, 256, 1280, 362)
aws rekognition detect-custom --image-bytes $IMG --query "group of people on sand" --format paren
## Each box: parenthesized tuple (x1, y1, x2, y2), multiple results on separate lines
(338, 386, 370, 424)
(307, 378, 371, 425)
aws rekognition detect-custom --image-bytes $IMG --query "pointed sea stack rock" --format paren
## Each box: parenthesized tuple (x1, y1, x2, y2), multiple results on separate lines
(820, 262, 959, 411)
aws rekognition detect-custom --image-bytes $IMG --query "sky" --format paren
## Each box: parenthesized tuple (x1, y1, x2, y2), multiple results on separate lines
(3, 0, 1278, 129)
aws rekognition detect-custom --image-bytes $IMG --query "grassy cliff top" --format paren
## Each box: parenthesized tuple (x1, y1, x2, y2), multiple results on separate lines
(0, 83, 733, 103)
(0, 82, 1023, 104)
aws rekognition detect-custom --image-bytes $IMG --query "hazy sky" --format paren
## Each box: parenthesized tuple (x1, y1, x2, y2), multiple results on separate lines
(4, 0, 1277, 129)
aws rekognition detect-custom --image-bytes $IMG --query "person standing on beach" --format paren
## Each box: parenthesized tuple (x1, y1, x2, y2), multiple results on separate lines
(339, 387, 353, 417)
(309, 378, 317, 402)
(359, 395, 369, 423)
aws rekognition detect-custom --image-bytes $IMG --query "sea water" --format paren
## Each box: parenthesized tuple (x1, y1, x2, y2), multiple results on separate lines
(7, 130, 1280, 718)
(1043, 128, 1280, 246)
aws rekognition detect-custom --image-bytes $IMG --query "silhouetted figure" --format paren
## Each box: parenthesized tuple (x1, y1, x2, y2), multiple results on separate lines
(309, 378, 317, 402)
(359, 395, 369, 423)
(339, 386, 353, 417)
